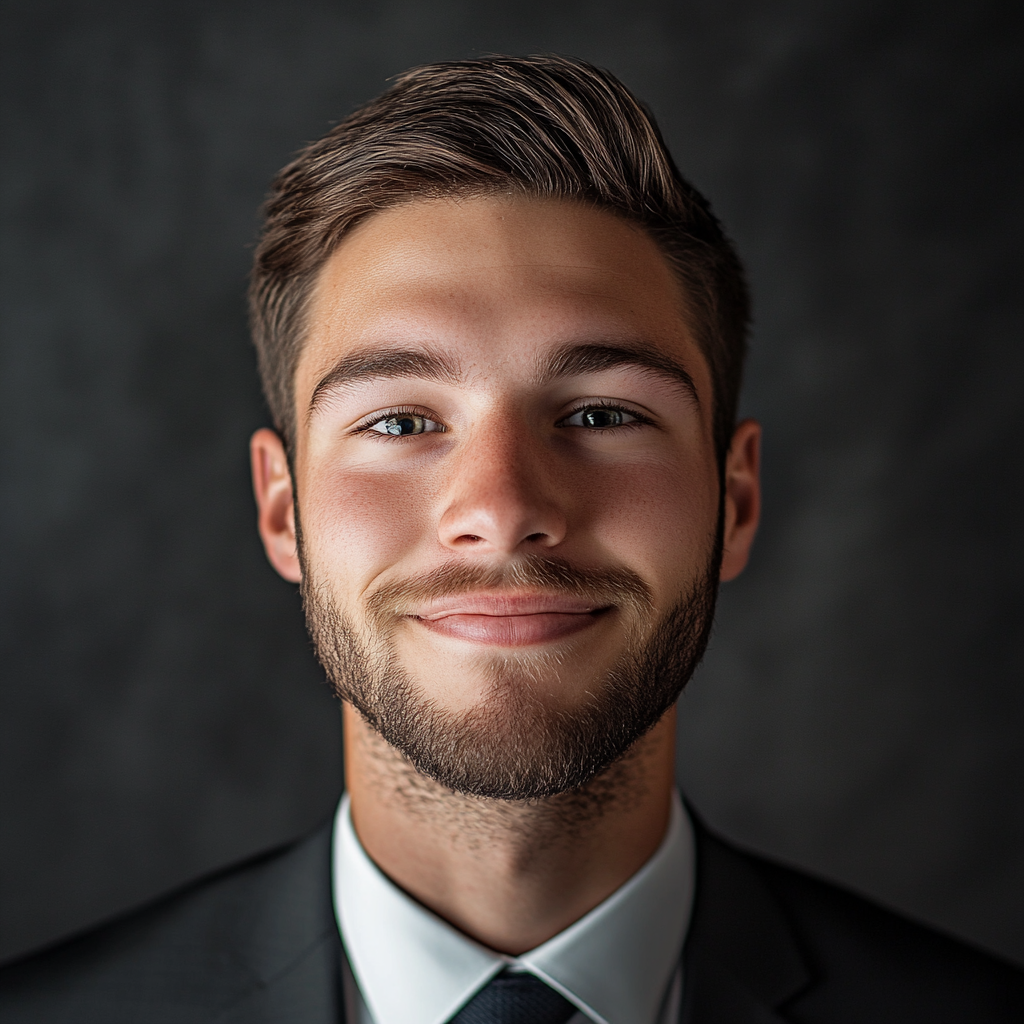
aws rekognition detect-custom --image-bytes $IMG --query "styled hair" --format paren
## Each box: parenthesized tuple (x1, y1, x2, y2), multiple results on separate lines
(249, 55, 749, 464)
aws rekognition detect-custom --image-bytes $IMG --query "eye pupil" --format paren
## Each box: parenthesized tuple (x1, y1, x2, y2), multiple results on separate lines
(583, 408, 623, 428)
(384, 415, 422, 435)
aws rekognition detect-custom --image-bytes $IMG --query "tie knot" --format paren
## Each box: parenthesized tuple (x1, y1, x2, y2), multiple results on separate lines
(448, 970, 579, 1024)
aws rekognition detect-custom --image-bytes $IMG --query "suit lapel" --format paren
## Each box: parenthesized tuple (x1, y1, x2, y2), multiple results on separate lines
(211, 821, 345, 1023)
(214, 929, 344, 1024)
(680, 809, 812, 1023)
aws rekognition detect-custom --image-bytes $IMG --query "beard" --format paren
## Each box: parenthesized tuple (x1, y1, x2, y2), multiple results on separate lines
(301, 541, 720, 802)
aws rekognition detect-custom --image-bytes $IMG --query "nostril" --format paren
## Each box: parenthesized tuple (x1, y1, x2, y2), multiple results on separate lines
(525, 533, 546, 542)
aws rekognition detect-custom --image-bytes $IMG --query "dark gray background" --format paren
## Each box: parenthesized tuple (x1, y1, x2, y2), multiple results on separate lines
(1, 0, 1021, 967)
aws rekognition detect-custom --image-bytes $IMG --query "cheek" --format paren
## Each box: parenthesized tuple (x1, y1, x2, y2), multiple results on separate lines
(578, 456, 718, 595)
(300, 464, 435, 596)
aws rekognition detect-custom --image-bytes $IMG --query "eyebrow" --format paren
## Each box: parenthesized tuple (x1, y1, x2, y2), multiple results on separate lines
(307, 339, 700, 418)
(541, 343, 700, 405)
(308, 347, 462, 418)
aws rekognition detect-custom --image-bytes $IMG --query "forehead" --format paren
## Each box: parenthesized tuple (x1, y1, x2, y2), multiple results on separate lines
(297, 195, 703, 396)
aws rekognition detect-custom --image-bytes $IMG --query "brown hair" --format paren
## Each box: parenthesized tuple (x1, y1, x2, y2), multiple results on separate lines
(249, 55, 749, 465)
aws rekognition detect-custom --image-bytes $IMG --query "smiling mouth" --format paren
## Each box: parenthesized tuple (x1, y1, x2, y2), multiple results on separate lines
(410, 594, 613, 646)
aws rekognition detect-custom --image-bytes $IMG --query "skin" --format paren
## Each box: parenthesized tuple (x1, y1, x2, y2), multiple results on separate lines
(251, 195, 761, 954)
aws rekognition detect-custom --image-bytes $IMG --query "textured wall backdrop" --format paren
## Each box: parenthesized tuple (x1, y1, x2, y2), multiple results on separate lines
(1, 0, 1021, 966)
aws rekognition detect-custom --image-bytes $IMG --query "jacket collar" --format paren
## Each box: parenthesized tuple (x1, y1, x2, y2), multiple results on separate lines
(213, 802, 813, 1024)
(680, 806, 812, 1024)
(213, 819, 344, 1024)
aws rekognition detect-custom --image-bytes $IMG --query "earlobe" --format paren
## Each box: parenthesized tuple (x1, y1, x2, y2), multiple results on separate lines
(719, 419, 762, 583)
(250, 428, 302, 583)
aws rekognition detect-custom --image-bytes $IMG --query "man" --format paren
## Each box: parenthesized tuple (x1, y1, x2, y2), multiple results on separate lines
(1, 55, 1022, 1024)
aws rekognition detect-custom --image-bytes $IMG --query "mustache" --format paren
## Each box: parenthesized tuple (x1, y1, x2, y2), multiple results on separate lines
(364, 556, 654, 624)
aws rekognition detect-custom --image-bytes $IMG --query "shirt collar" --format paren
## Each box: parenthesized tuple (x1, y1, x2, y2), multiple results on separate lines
(333, 791, 695, 1024)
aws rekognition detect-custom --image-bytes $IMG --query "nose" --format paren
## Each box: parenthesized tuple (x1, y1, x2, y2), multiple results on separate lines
(437, 423, 567, 554)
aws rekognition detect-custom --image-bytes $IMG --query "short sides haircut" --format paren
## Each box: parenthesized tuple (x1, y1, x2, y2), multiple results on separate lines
(250, 55, 749, 465)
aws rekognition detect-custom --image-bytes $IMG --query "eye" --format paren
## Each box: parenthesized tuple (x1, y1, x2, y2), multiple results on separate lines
(365, 412, 444, 436)
(560, 405, 642, 429)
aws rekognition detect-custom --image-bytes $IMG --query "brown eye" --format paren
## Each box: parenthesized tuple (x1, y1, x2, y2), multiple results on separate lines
(562, 406, 637, 429)
(582, 408, 623, 428)
(367, 413, 444, 436)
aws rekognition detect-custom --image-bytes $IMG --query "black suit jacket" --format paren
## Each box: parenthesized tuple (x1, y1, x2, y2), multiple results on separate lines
(2, 811, 1022, 1023)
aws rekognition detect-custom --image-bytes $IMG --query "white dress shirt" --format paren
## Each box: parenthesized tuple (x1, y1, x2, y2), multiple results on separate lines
(333, 790, 695, 1024)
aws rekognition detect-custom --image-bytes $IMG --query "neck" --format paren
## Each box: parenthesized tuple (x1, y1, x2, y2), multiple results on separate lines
(343, 703, 677, 955)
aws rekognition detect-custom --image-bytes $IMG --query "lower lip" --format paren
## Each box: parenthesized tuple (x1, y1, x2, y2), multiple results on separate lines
(414, 611, 605, 646)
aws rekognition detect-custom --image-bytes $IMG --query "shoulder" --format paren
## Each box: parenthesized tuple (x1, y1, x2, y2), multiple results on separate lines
(0, 819, 342, 1024)
(684, 812, 1024, 1023)
(760, 851, 1024, 1022)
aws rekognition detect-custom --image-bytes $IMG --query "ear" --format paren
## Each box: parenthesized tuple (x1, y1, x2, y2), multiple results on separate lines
(719, 418, 762, 582)
(250, 428, 302, 583)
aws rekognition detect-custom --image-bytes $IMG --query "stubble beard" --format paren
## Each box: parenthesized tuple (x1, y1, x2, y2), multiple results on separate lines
(301, 542, 720, 803)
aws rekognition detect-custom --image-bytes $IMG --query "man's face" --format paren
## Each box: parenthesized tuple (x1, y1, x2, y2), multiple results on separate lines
(255, 196, 755, 799)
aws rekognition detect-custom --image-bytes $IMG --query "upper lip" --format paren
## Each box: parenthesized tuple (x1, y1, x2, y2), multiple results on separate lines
(413, 592, 606, 619)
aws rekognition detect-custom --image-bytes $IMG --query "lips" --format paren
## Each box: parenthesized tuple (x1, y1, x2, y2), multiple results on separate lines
(411, 593, 610, 646)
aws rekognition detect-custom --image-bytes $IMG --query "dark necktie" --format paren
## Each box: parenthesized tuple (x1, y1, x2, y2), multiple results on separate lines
(448, 970, 579, 1024)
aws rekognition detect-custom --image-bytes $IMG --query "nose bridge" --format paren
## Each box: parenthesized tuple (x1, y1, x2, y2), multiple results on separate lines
(438, 408, 565, 553)
(474, 414, 534, 491)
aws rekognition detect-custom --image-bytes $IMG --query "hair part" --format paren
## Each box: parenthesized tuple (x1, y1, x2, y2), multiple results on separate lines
(249, 54, 749, 465)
